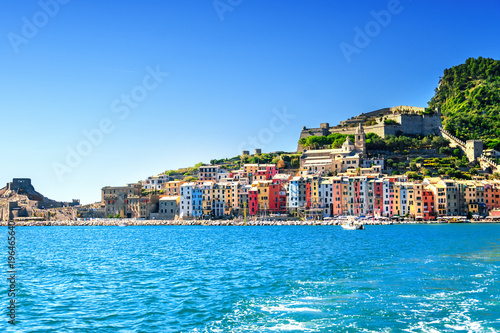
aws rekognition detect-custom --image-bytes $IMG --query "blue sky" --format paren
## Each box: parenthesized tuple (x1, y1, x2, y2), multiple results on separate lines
(1, 0, 499, 204)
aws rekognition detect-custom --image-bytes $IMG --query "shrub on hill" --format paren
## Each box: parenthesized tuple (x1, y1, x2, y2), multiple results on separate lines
(298, 133, 355, 149)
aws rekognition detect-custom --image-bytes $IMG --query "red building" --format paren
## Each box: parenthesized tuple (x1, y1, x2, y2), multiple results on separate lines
(305, 182, 312, 209)
(265, 165, 278, 180)
(354, 178, 361, 215)
(484, 183, 500, 212)
(374, 179, 384, 216)
(422, 189, 435, 220)
(272, 173, 291, 186)
(332, 177, 343, 216)
(248, 188, 259, 216)
(268, 184, 287, 213)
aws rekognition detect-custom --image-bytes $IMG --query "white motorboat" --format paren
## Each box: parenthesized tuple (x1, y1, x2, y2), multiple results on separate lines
(341, 224, 357, 230)
(341, 218, 365, 230)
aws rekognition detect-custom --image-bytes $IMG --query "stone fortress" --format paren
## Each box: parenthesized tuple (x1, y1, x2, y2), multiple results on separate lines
(0, 178, 80, 221)
(298, 106, 442, 152)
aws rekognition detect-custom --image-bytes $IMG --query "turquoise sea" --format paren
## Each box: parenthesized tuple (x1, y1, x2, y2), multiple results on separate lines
(1, 224, 499, 332)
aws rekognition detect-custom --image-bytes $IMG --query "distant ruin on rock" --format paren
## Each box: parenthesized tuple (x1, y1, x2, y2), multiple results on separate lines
(0, 178, 80, 221)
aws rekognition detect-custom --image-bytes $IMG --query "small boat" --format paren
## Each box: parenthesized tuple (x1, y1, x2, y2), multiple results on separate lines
(341, 223, 364, 230)
(341, 217, 365, 230)
(341, 224, 357, 230)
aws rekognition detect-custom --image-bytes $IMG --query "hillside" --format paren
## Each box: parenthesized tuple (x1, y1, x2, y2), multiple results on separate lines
(160, 152, 301, 182)
(428, 57, 500, 149)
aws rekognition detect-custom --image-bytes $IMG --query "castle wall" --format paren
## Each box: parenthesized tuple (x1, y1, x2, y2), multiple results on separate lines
(297, 108, 441, 152)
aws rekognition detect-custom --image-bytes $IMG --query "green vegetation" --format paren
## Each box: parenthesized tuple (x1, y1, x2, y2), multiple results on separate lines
(383, 119, 399, 125)
(241, 153, 276, 164)
(366, 133, 449, 152)
(428, 57, 500, 148)
(421, 156, 472, 179)
(386, 155, 473, 180)
(162, 151, 299, 180)
(298, 133, 354, 149)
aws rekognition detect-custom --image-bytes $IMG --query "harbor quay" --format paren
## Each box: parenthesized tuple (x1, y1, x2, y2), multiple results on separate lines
(1, 217, 497, 227)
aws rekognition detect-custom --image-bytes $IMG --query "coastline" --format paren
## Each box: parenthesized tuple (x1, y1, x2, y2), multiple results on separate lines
(1, 219, 498, 227)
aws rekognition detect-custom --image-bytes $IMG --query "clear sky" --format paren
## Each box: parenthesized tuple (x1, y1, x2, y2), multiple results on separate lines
(1, 0, 499, 204)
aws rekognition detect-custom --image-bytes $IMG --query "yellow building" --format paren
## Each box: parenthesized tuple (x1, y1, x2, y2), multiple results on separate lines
(393, 182, 410, 217)
(161, 180, 185, 196)
(407, 183, 423, 218)
(253, 181, 272, 212)
(202, 182, 214, 216)
(305, 175, 321, 207)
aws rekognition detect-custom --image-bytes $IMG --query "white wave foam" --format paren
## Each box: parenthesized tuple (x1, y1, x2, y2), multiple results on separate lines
(267, 320, 311, 331)
(261, 305, 322, 313)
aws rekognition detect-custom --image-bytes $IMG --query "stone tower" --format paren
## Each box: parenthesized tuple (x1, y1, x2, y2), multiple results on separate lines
(465, 140, 483, 162)
(355, 124, 366, 155)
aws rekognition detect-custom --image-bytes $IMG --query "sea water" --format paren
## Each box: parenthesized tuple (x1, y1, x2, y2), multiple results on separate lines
(1, 224, 499, 332)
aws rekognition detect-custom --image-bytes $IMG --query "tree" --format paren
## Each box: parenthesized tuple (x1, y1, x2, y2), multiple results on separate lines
(439, 147, 452, 155)
(432, 136, 450, 149)
(453, 148, 462, 157)
(241, 156, 251, 163)
(422, 136, 432, 147)
(277, 159, 286, 169)
(384, 119, 399, 125)
(406, 172, 422, 180)
(290, 157, 300, 168)
(490, 172, 500, 180)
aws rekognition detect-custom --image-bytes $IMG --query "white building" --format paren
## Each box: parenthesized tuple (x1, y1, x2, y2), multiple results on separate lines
(318, 178, 333, 217)
(142, 174, 170, 191)
(287, 176, 305, 209)
(180, 182, 195, 218)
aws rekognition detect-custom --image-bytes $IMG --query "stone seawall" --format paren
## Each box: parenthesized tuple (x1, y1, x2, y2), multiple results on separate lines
(1, 219, 492, 226)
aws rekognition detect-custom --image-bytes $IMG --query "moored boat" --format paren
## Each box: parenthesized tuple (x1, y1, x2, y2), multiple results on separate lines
(340, 219, 365, 230)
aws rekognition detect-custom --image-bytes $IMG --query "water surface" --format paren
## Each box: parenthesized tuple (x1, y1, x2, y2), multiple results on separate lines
(2, 224, 499, 332)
